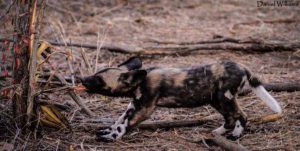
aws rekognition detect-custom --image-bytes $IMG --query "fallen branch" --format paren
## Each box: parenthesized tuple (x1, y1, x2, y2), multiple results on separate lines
(49, 41, 142, 54)
(139, 114, 219, 130)
(157, 82, 300, 107)
(140, 114, 282, 130)
(263, 83, 300, 92)
(205, 133, 249, 151)
(250, 113, 282, 125)
(0, 38, 142, 54)
(177, 132, 249, 151)
(1, 37, 299, 55)
(92, 114, 219, 130)
(195, 115, 282, 150)
(79, 114, 282, 131)
(49, 39, 300, 55)
(142, 41, 300, 55)
(238, 82, 300, 96)
(147, 35, 259, 45)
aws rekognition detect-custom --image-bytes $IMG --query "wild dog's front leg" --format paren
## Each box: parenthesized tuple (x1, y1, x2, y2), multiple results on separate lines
(96, 102, 135, 141)
(96, 96, 158, 141)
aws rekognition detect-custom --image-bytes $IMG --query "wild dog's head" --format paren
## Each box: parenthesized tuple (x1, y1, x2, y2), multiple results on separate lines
(79, 57, 147, 96)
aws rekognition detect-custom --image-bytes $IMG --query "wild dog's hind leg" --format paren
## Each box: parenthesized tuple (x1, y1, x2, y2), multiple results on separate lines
(211, 91, 247, 139)
(96, 95, 158, 141)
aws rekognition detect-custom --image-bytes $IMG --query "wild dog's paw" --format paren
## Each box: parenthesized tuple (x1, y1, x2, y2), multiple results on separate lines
(96, 128, 114, 142)
(226, 120, 244, 140)
(212, 124, 228, 135)
(96, 128, 120, 142)
(96, 128, 111, 136)
(226, 134, 240, 141)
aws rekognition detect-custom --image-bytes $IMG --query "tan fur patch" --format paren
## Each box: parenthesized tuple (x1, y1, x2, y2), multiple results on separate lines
(173, 72, 187, 87)
(100, 69, 124, 90)
(162, 68, 187, 87)
(147, 68, 187, 91)
(119, 65, 129, 71)
(211, 63, 225, 79)
(147, 71, 162, 92)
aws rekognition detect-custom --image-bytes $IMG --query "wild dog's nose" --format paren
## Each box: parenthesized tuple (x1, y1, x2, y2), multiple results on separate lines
(79, 77, 91, 88)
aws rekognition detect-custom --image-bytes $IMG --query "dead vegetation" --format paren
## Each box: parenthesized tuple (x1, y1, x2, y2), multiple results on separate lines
(0, 0, 300, 150)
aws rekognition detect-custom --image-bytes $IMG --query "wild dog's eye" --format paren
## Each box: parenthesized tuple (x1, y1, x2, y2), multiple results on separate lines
(119, 72, 133, 87)
(119, 73, 129, 81)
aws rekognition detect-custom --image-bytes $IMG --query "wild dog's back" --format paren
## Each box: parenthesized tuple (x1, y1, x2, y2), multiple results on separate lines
(143, 60, 247, 107)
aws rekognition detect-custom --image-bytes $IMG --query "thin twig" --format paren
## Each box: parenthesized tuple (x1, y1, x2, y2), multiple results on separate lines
(67, 39, 75, 86)
(80, 48, 92, 75)
(94, 28, 108, 73)
(53, 73, 94, 117)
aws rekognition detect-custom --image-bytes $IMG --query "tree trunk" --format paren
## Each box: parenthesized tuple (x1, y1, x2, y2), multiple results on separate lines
(12, 0, 31, 128)
(12, 0, 40, 129)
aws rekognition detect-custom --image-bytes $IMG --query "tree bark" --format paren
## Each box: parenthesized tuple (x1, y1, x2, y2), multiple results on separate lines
(12, 0, 31, 128)
(11, 0, 42, 129)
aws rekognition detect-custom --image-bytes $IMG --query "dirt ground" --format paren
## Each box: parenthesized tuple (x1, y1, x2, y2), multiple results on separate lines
(1, 0, 300, 150)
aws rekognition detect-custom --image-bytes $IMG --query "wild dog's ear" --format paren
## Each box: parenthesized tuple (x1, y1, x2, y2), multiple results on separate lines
(118, 57, 142, 70)
(119, 70, 147, 86)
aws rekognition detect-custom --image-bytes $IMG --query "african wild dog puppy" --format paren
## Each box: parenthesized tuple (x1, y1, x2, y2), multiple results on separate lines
(79, 57, 282, 141)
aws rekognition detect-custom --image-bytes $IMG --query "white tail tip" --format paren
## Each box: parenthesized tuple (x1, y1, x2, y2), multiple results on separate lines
(252, 86, 282, 114)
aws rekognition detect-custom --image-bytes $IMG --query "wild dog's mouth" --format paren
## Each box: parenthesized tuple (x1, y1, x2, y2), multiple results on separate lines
(73, 76, 87, 92)
(75, 84, 104, 94)
(74, 84, 87, 93)
(74, 76, 98, 93)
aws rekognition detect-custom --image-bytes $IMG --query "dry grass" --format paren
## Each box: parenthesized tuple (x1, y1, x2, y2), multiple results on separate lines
(1, 0, 300, 150)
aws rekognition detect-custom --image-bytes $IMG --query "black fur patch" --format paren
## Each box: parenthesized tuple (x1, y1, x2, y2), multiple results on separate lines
(245, 69, 261, 87)
(118, 57, 142, 70)
(112, 133, 117, 139)
(117, 126, 121, 133)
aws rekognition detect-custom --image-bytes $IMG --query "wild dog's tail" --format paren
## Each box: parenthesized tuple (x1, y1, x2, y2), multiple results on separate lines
(244, 69, 282, 114)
